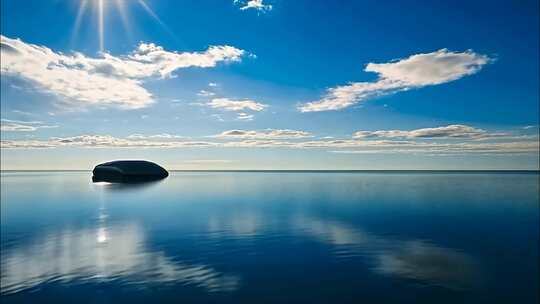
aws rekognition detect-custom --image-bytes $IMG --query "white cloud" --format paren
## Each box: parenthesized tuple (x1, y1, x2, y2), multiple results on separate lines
(1, 35, 247, 110)
(235, 0, 272, 12)
(212, 129, 313, 139)
(208, 82, 218, 87)
(220, 139, 296, 148)
(207, 98, 268, 111)
(299, 49, 491, 112)
(353, 125, 507, 139)
(2, 136, 537, 154)
(11, 110, 34, 116)
(1, 123, 537, 155)
(126, 133, 188, 140)
(327, 141, 540, 154)
(197, 90, 216, 97)
(211, 114, 225, 122)
(1, 119, 58, 132)
(236, 113, 254, 121)
(123, 43, 246, 78)
(1, 135, 216, 149)
(365, 49, 490, 86)
(183, 160, 233, 164)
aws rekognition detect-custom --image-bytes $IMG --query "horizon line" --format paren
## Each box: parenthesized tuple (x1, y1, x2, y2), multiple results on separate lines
(1, 169, 539, 173)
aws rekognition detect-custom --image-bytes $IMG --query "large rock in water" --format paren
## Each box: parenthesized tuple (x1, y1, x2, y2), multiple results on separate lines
(92, 160, 168, 183)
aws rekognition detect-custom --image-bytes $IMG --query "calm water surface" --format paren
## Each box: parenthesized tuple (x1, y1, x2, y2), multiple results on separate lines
(1, 172, 538, 303)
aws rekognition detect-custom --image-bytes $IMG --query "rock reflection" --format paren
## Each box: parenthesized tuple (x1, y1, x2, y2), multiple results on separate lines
(0, 223, 240, 295)
(92, 179, 163, 192)
(294, 217, 478, 289)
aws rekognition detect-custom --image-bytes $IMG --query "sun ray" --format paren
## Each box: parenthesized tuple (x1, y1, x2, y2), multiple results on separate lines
(71, 0, 88, 45)
(114, 0, 133, 41)
(137, 0, 164, 27)
(71, 0, 177, 51)
(98, 0, 104, 51)
(137, 0, 177, 40)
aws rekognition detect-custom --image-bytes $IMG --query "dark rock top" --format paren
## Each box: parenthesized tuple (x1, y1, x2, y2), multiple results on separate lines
(92, 160, 169, 183)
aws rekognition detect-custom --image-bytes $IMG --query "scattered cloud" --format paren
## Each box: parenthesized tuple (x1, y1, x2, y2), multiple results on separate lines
(236, 113, 254, 121)
(299, 49, 491, 112)
(11, 110, 34, 116)
(211, 114, 225, 122)
(1, 135, 537, 154)
(183, 160, 233, 164)
(1, 119, 58, 132)
(208, 82, 218, 87)
(212, 129, 313, 139)
(327, 141, 540, 155)
(235, 0, 272, 12)
(353, 125, 508, 140)
(365, 49, 491, 86)
(1, 123, 537, 155)
(1, 35, 248, 110)
(126, 133, 188, 140)
(197, 90, 216, 97)
(207, 98, 268, 111)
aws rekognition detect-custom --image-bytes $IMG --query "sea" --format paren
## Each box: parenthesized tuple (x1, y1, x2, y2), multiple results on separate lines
(1, 171, 538, 303)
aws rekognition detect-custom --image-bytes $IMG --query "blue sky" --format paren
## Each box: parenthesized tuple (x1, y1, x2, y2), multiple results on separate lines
(1, 0, 539, 170)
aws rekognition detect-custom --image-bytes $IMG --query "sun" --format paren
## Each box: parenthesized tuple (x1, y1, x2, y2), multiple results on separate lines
(73, 0, 169, 52)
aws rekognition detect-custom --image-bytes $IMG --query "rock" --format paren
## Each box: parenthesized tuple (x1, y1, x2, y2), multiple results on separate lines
(92, 160, 169, 183)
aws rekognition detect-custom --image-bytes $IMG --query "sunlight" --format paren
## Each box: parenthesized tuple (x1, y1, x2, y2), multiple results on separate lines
(71, 0, 88, 44)
(97, 227, 108, 243)
(137, 0, 162, 25)
(72, 0, 169, 51)
(138, 0, 176, 39)
(114, 0, 132, 39)
(98, 0, 104, 51)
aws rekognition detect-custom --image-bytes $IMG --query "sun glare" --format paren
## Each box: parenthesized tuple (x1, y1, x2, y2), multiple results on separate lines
(73, 0, 169, 51)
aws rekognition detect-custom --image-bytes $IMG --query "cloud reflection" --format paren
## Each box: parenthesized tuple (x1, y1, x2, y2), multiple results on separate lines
(208, 213, 261, 238)
(374, 240, 477, 289)
(0, 223, 240, 295)
(294, 217, 478, 289)
(203, 212, 479, 289)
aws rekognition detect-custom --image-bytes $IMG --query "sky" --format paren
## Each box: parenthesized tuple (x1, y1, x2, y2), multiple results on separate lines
(0, 0, 539, 170)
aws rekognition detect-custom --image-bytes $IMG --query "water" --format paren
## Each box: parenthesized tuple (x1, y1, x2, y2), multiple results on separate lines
(1, 171, 538, 303)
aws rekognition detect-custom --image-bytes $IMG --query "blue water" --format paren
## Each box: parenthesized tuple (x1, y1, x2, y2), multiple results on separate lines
(1, 171, 538, 303)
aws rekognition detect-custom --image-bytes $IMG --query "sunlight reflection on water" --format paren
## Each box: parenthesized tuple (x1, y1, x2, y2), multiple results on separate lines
(0, 222, 240, 294)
